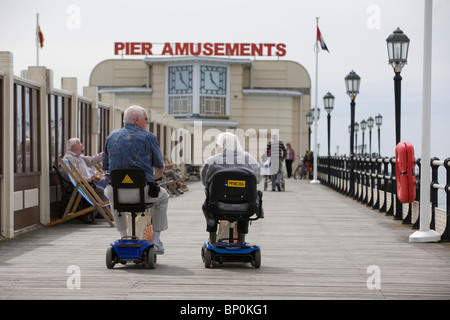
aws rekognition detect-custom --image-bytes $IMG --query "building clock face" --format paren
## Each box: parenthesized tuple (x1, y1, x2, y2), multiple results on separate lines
(169, 66, 193, 94)
(200, 66, 226, 95)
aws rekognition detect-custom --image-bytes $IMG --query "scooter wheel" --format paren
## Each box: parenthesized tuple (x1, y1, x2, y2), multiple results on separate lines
(106, 247, 116, 269)
(201, 245, 212, 268)
(253, 250, 261, 269)
(143, 247, 156, 269)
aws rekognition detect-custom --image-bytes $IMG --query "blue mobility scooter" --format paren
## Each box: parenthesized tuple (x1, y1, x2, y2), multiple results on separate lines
(201, 168, 264, 268)
(106, 168, 157, 269)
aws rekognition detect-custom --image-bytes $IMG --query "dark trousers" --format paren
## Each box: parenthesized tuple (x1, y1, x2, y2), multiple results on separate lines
(285, 159, 293, 178)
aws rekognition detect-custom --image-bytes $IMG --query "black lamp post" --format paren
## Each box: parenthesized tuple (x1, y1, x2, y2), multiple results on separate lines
(345, 70, 361, 197)
(367, 117, 374, 156)
(306, 111, 313, 150)
(375, 114, 383, 156)
(323, 92, 335, 156)
(360, 119, 367, 155)
(323, 92, 335, 186)
(387, 27, 410, 145)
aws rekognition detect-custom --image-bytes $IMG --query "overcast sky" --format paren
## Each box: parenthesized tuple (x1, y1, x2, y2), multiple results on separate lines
(1, 0, 449, 159)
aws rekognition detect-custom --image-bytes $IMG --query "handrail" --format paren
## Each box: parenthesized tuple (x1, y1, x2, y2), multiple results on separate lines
(317, 155, 450, 242)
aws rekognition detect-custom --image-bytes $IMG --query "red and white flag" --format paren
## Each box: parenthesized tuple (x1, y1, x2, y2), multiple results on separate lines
(316, 26, 329, 52)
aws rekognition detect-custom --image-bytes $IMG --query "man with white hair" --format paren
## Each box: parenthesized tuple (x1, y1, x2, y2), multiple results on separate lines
(103, 105, 169, 254)
(63, 138, 105, 200)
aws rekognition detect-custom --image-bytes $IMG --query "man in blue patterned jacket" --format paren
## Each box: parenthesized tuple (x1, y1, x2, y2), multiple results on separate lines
(103, 105, 168, 254)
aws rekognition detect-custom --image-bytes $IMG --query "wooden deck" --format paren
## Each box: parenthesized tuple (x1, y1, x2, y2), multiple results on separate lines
(1, 178, 450, 301)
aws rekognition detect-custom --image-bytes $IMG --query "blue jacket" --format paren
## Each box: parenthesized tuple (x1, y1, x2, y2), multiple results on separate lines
(103, 124, 164, 183)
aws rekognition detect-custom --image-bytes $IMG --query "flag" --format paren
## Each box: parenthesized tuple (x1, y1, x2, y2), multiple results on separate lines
(36, 25, 44, 48)
(316, 26, 329, 52)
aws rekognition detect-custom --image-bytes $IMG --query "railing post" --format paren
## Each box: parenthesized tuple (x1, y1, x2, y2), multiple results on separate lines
(379, 157, 388, 213)
(430, 157, 440, 230)
(441, 158, 450, 241)
(393, 157, 403, 221)
(372, 157, 381, 210)
(412, 158, 421, 229)
(385, 158, 394, 216)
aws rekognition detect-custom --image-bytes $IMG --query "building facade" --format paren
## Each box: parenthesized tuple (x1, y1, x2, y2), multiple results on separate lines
(90, 57, 311, 164)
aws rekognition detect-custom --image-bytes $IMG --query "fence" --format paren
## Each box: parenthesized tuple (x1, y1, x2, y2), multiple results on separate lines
(0, 52, 189, 238)
(317, 156, 450, 241)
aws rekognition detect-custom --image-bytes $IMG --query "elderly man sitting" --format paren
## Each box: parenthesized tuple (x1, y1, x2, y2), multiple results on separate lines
(63, 137, 106, 201)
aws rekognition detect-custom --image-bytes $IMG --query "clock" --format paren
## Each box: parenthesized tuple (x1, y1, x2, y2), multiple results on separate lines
(200, 66, 226, 95)
(169, 66, 193, 94)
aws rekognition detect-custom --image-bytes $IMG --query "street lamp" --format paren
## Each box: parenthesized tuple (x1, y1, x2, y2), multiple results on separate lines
(354, 122, 359, 155)
(375, 113, 383, 156)
(306, 111, 313, 150)
(387, 27, 410, 145)
(360, 119, 367, 155)
(323, 92, 335, 156)
(367, 117, 374, 155)
(345, 70, 361, 196)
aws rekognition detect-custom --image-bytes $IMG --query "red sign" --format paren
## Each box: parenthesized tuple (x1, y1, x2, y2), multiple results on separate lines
(114, 42, 286, 57)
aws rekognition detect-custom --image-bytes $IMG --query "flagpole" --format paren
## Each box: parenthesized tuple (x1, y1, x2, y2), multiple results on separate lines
(36, 13, 39, 66)
(311, 17, 320, 184)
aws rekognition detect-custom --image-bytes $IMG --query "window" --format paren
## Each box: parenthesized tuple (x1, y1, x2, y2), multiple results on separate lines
(98, 105, 110, 153)
(14, 81, 40, 174)
(167, 63, 229, 118)
(48, 93, 71, 168)
(78, 98, 93, 155)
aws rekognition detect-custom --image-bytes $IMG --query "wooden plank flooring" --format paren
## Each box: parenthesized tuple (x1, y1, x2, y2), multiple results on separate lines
(1, 178, 450, 300)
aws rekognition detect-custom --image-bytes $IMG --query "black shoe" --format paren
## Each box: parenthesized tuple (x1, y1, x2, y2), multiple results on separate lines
(276, 183, 281, 191)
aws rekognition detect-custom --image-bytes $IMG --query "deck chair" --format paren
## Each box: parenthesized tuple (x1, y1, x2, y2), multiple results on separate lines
(47, 158, 114, 227)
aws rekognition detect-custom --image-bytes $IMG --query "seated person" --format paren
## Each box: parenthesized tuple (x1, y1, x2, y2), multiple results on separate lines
(103, 105, 169, 255)
(63, 138, 105, 201)
(201, 132, 261, 243)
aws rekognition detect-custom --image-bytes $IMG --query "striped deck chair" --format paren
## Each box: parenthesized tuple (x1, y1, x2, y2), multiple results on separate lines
(47, 158, 114, 227)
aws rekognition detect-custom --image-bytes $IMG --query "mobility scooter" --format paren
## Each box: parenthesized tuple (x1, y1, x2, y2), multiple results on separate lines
(201, 168, 264, 268)
(106, 168, 157, 269)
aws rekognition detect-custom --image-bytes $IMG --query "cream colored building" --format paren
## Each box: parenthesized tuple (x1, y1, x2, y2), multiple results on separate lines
(90, 57, 311, 163)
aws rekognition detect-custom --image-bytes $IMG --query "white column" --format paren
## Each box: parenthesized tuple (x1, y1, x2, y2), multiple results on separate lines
(27, 66, 51, 226)
(409, 0, 440, 243)
(0, 52, 15, 238)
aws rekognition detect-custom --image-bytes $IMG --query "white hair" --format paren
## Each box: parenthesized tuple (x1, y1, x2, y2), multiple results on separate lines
(123, 105, 148, 124)
(215, 132, 243, 153)
(66, 138, 80, 151)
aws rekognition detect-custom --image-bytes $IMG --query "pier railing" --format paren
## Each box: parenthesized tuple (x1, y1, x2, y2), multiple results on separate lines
(317, 156, 450, 241)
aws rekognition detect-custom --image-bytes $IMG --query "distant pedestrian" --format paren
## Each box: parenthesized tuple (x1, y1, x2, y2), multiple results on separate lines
(285, 143, 295, 178)
(266, 134, 286, 191)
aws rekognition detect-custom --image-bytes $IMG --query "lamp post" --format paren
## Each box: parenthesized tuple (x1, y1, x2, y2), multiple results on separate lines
(323, 92, 335, 157)
(387, 27, 410, 145)
(367, 117, 374, 155)
(345, 70, 361, 197)
(375, 114, 383, 156)
(360, 119, 367, 155)
(306, 111, 313, 151)
(324, 92, 335, 187)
